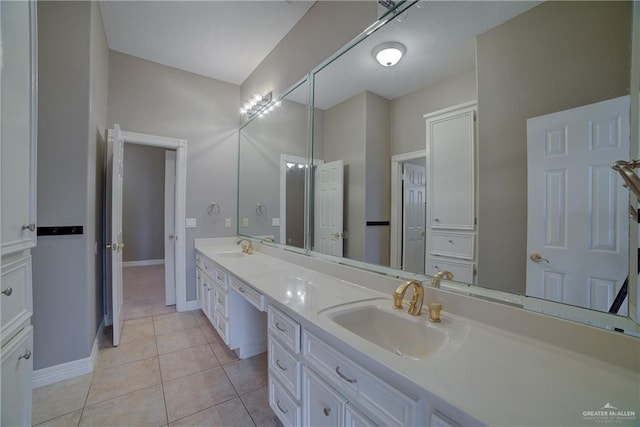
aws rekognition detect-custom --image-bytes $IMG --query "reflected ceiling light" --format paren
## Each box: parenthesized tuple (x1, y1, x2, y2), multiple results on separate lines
(373, 42, 406, 67)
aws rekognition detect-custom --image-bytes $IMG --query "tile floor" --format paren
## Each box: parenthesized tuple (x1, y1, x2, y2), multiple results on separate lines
(32, 266, 281, 426)
(123, 265, 176, 320)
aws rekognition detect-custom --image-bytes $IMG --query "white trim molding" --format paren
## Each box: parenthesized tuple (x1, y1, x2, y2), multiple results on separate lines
(184, 300, 201, 311)
(122, 259, 165, 268)
(33, 320, 104, 389)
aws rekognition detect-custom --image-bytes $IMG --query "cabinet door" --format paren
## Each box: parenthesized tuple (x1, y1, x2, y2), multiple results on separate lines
(1, 0, 37, 255)
(1, 326, 33, 427)
(427, 104, 475, 230)
(345, 403, 377, 427)
(303, 367, 345, 427)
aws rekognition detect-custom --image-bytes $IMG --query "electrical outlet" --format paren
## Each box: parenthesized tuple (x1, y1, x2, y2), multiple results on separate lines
(225, 218, 231, 228)
(242, 218, 249, 227)
(272, 217, 280, 226)
(186, 218, 197, 228)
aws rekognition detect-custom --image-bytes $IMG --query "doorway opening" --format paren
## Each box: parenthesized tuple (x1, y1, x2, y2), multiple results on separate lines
(105, 125, 187, 346)
(390, 150, 427, 274)
(120, 144, 176, 319)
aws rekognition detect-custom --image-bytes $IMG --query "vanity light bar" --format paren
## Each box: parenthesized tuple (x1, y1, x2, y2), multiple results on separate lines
(240, 91, 278, 118)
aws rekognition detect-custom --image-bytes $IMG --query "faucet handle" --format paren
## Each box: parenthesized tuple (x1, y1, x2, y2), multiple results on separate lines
(428, 302, 442, 323)
(392, 292, 404, 309)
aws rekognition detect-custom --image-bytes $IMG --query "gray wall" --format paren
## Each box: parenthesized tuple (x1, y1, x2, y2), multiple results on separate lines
(107, 51, 240, 301)
(476, 1, 632, 293)
(122, 144, 166, 262)
(33, 1, 108, 370)
(390, 69, 476, 155)
(241, 1, 376, 105)
(364, 92, 390, 266)
(323, 92, 366, 260)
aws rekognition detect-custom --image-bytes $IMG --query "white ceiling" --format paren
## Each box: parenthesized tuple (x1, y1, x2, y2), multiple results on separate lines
(313, 1, 541, 109)
(98, 0, 314, 86)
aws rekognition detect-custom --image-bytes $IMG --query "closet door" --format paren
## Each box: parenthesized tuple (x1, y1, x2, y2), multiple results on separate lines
(1, 0, 37, 255)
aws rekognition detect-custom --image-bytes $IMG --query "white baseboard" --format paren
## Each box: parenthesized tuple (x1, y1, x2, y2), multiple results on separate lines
(183, 300, 200, 311)
(33, 320, 104, 389)
(122, 259, 165, 267)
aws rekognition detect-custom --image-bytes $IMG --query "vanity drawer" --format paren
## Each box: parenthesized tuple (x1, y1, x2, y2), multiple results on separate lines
(269, 377, 301, 427)
(1, 255, 32, 345)
(214, 285, 228, 318)
(215, 311, 229, 345)
(230, 276, 265, 311)
(302, 330, 417, 426)
(268, 305, 301, 354)
(427, 257, 474, 284)
(430, 232, 474, 260)
(268, 337, 301, 399)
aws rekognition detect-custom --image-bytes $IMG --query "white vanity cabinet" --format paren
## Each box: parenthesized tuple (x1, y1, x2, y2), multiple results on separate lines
(1, 1, 37, 424)
(425, 102, 477, 284)
(195, 252, 267, 358)
(267, 303, 422, 427)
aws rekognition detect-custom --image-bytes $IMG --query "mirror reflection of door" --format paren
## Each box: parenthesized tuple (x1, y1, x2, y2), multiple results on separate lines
(526, 95, 630, 314)
(285, 161, 305, 248)
(402, 160, 426, 274)
(314, 160, 344, 256)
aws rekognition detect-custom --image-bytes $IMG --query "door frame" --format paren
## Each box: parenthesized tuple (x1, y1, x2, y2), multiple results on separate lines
(110, 127, 188, 312)
(390, 150, 427, 269)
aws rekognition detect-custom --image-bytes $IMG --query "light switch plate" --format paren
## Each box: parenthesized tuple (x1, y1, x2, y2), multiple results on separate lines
(186, 218, 197, 228)
(242, 218, 249, 227)
(272, 217, 280, 226)
(225, 218, 231, 228)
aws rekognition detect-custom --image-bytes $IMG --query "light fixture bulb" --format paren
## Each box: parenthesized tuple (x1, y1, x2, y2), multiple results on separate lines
(373, 42, 406, 67)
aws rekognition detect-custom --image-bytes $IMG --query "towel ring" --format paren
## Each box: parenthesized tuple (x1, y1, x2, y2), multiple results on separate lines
(207, 202, 220, 216)
(256, 203, 267, 217)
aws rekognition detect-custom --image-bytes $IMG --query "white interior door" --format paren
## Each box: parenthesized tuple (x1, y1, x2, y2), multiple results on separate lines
(164, 150, 176, 306)
(526, 96, 630, 313)
(110, 125, 125, 346)
(402, 162, 426, 273)
(314, 160, 344, 256)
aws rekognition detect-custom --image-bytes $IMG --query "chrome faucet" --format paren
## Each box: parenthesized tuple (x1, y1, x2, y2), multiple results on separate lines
(236, 238, 254, 255)
(431, 271, 453, 288)
(392, 280, 424, 316)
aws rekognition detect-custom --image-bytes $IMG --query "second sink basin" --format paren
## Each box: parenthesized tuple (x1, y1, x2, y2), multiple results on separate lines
(320, 299, 467, 360)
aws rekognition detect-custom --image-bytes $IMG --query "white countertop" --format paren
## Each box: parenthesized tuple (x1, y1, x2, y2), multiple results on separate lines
(195, 240, 639, 427)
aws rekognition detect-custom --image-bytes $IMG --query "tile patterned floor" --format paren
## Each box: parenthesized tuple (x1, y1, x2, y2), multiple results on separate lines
(32, 266, 281, 426)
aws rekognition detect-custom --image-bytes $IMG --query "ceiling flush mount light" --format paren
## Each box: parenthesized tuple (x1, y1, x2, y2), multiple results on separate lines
(373, 42, 406, 67)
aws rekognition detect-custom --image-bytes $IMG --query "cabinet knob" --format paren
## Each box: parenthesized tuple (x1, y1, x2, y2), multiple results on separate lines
(2, 287, 13, 296)
(18, 350, 31, 361)
(434, 218, 440, 223)
(323, 407, 332, 417)
(22, 223, 36, 232)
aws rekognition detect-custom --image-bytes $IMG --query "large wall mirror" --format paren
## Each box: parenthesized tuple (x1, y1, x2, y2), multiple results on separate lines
(238, 79, 310, 249)
(309, 0, 639, 332)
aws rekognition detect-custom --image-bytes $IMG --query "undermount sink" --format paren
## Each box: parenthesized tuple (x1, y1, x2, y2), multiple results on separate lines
(320, 298, 467, 360)
(215, 251, 248, 259)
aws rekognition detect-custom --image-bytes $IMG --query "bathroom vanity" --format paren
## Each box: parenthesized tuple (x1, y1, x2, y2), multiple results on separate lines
(195, 238, 639, 427)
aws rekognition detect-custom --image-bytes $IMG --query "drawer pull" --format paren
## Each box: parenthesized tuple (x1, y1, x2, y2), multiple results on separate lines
(275, 322, 286, 332)
(335, 366, 357, 384)
(2, 287, 13, 296)
(448, 239, 454, 244)
(323, 407, 332, 417)
(238, 286, 246, 293)
(18, 350, 31, 361)
(275, 359, 287, 371)
(276, 400, 288, 414)
(217, 298, 223, 304)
